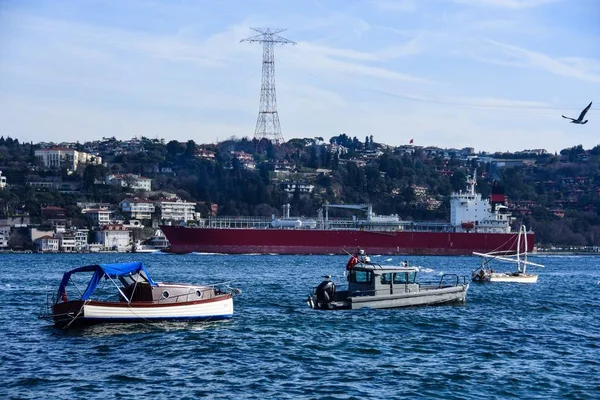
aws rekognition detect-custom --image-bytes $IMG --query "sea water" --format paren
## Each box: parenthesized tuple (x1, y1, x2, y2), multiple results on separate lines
(0, 253, 599, 399)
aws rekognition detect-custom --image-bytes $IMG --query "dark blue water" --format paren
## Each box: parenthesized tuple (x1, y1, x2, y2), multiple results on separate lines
(0, 253, 599, 399)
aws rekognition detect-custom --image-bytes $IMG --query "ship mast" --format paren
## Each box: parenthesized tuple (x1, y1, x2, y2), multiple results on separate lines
(467, 168, 477, 195)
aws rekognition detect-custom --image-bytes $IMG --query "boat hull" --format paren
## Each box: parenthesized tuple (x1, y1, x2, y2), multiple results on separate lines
(350, 284, 469, 309)
(489, 273, 538, 283)
(311, 284, 469, 310)
(160, 225, 535, 256)
(52, 295, 233, 328)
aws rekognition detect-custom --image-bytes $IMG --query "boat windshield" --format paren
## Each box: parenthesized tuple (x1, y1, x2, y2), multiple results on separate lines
(393, 272, 416, 284)
(350, 269, 373, 284)
(118, 271, 150, 287)
(380, 272, 417, 284)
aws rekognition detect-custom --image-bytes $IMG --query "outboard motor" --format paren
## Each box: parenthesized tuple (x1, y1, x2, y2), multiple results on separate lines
(314, 279, 336, 310)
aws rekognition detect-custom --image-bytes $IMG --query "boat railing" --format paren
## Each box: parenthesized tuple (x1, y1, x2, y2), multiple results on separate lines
(38, 291, 57, 320)
(436, 274, 467, 288)
(154, 281, 240, 303)
(203, 215, 457, 232)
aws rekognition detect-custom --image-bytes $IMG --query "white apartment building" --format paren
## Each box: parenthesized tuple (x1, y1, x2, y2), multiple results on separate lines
(59, 235, 76, 252)
(0, 225, 10, 248)
(34, 147, 102, 171)
(157, 200, 196, 222)
(94, 225, 131, 251)
(75, 229, 89, 251)
(82, 208, 112, 226)
(0, 171, 6, 189)
(120, 199, 155, 220)
(106, 174, 152, 191)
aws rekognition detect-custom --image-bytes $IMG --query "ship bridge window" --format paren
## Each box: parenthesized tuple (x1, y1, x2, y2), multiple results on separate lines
(350, 270, 373, 284)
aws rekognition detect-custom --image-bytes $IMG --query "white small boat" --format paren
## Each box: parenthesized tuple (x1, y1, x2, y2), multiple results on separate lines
(472, 225, 544, 283)
(40, 262, 239, 329)
(133, 241, 161, 253)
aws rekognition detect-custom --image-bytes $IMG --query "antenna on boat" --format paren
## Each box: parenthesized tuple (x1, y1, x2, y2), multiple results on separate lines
(467, 168, 477, 195)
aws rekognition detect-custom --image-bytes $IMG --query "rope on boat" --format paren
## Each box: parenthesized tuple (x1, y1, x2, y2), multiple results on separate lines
(62, 299, 90, 330)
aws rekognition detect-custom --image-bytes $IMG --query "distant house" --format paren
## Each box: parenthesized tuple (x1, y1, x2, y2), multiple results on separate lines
(74, 229, 89, 251)
(82, 208, 112, 226)
(58, 234, 76, 252)
(0, 225, 10, 248)
(42, 206, 66, 219)
(35, 235, 59, 252)
(106, 174, 152, 191)
(120, 198, 155, 220)
(411, 185, 427, 197)
(425, 198, 442, 210)
(230, 151, 253, 162)
(94, 225, 131, 251)
(196, 150, 215, 160)
(34, 147, 102, 171)
(0, 170, 6, 189)
(280, 180, 314, 194)
(156, 200, 197, 222)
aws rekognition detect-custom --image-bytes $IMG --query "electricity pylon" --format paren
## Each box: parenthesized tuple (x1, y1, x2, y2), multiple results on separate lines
(241, 28, 295, 144)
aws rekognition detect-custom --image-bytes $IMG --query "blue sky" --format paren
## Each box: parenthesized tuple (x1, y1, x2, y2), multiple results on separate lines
(0, 0, 598, 152)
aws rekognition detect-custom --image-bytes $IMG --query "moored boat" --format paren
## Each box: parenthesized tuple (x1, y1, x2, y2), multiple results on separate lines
(307, 251, 469, 310)
(40, 262, 238, 329)
(472, 225, 544, 283)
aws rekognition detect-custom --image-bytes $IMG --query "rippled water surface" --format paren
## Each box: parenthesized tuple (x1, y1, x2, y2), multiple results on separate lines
(1, 253, 599, 399)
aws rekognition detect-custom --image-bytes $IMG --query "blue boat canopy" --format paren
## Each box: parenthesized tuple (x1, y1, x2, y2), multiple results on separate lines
(57, 262, 158, 302)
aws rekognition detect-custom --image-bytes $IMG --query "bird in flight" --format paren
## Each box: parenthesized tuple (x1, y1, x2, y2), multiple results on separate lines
(562, 101, 592, 124)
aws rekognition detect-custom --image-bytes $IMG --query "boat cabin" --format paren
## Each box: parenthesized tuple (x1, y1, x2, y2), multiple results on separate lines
(348, 265, 419, 297)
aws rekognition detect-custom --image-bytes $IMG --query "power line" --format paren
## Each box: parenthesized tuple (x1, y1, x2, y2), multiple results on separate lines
(285, 51, 593, 113)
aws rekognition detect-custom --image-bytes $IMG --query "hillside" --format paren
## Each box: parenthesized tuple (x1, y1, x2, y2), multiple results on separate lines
(1, 135, 600, 248)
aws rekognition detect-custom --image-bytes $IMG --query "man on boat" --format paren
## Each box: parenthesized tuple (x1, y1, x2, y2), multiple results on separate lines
(346, 251, 360, 271)
(359, 249, 372, 264)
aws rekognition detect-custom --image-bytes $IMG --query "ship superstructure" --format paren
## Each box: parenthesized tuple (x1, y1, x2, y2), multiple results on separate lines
(450, 171, 512, 233)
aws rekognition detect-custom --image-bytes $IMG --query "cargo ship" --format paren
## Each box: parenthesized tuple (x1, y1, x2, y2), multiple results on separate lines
(160, 174, 535, 255)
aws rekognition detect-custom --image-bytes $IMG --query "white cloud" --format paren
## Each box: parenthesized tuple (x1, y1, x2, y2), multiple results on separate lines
(446, 0, 561, 9)
(283, 41, 432, 84)
(478, 39, 600, 83)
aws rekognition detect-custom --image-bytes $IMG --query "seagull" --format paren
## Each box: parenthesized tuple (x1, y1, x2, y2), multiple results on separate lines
(562, 101, 592, 124)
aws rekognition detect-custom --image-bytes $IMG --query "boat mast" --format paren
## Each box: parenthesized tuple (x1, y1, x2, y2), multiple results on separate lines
(522, 225, 528, 275)
(515, 225, 530, 274)
(467, 168, 477, 195)
(516, 225, 522, 273)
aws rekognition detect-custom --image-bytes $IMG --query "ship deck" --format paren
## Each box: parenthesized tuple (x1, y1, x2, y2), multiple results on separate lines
(202, 216, 455, 232)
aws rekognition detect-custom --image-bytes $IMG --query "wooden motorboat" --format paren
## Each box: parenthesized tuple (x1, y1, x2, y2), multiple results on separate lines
(40, 262, 238, 329)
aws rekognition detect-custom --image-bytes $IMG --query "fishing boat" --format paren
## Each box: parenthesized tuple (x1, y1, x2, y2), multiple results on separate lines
(472, 225, 544, 283)
(306, 253, 469, 310)
(40, 261, 238, 329)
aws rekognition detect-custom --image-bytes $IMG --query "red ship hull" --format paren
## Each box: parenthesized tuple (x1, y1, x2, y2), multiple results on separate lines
(160, 226, 535, 255)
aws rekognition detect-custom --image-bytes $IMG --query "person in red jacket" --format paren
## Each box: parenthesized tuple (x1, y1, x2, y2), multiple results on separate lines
(346, 252, 359, 270)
